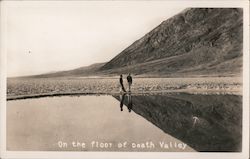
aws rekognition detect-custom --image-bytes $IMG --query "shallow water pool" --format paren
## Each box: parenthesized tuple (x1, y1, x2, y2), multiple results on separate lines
(7, 93, 242, 152)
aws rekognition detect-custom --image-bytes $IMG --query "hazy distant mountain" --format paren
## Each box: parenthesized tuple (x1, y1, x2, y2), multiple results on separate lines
(32, 63, 106, 78)
(30, 8, 243, 78)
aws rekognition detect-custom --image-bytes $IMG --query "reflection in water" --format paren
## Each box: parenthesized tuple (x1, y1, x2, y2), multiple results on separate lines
(120, 93, 133, 113)
(7, 93, 242, 152)
(113, 93, 242, 152)
(8, 95, 196, 152)
(119, 94, 125, 111)
(127, 94, 133, 113)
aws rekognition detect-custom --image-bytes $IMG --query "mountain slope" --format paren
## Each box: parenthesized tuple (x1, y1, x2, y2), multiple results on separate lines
(31, 63, 106, 78)
(100, 8, 243, 76)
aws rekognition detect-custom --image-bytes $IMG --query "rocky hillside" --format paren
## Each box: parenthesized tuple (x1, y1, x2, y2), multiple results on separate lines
(101, 8, 243, 77)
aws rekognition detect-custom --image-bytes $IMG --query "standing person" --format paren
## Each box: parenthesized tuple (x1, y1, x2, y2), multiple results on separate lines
(127, 73, 132, 92)
(119, 74, 126, 92)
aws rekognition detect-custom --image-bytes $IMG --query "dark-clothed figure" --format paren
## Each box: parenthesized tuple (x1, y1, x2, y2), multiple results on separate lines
(119, 75, 126, 92)
(127, 73, 133, 92)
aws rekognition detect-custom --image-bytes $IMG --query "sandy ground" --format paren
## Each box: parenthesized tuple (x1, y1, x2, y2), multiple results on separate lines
(7, 77, 242, 100)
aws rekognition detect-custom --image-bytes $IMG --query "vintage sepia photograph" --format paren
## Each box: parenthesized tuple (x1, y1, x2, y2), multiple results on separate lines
(0, 0, 249, 159)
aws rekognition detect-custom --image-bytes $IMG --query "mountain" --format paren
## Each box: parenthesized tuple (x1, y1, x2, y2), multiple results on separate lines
(31, 63, 106, 78)
(100, 8, 243, 77)
(29, 8, 243, 78)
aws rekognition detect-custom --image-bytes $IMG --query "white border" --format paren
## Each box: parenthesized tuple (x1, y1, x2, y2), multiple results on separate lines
(0, 0, 7, 159)
(0, 0, 249, 159)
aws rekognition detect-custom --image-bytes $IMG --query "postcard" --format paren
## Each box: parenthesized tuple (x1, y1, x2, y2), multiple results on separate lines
(0, 0, 249, 159)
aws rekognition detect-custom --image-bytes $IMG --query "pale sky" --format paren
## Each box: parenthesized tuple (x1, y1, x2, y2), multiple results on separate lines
(4, 1, 185, 77)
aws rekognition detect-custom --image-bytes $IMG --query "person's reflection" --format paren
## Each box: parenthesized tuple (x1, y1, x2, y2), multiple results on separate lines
(127, 93, 133, 113)
(119, 94, 126, 111)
